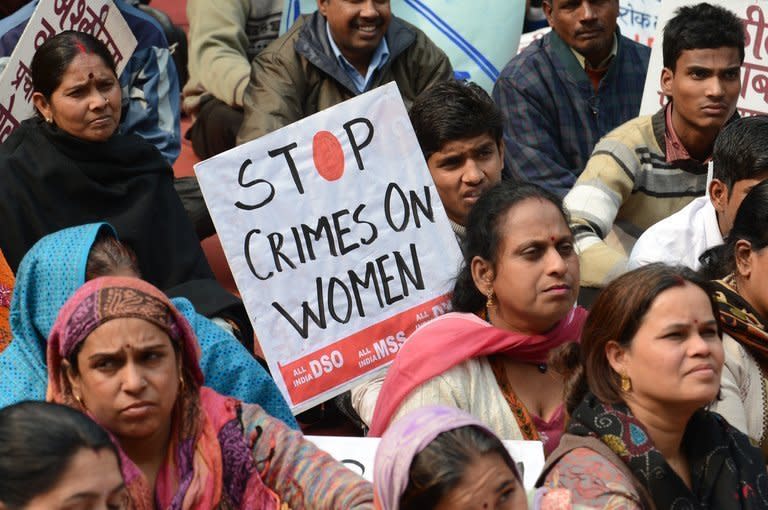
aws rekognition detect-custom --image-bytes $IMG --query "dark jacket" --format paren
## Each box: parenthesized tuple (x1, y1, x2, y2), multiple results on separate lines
(237, 11, 452, 143)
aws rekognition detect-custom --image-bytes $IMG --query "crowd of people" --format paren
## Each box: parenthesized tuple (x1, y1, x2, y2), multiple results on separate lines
(1, 0, 768, 508)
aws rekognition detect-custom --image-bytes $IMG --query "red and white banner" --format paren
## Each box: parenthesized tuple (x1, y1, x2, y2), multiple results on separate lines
(195, 83, 463, 413)
(0, 0, 136, 143)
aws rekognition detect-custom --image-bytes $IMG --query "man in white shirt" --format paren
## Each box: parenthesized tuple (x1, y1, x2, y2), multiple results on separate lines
(629, 116, 768, 270)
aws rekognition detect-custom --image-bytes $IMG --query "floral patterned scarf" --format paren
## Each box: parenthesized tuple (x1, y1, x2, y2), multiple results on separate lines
(568, 393, 768, 509)
(712, 275, 768, 372)
(46, 276, 278, 510)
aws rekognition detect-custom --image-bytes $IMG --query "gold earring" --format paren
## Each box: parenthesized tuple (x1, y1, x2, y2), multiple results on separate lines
(179, 374, 185, 393)
(486, 289, 495, 308)
(620, 373, 632, 393)
(46, 117, 52, 124)
(74, 393, 85, 407)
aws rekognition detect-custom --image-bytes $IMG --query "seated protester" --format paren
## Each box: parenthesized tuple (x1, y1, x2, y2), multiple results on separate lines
(237, 0, 453, 143)
(0, 223, 297, 429)
(184, 0, 282, 159)
(492, 0, 650, 194)
(564, 2, 744, 288)
(349, 80, 505, 427)
(369, 183, 588, 456)
(47, 276, 374, 508)
(539, 264, 767, 508)
(629, 116, 768, 271)
(374, 406, 527, 510)
(0, 248, 12, 352)
(0, 401, 126, 508)
(0, 31, 251, 337)
(407, 80, 504, 246)
(0, 0, 181, 165)
(701, 181, 768, 457)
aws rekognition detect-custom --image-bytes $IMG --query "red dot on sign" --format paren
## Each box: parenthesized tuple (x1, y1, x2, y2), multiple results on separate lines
(313, 131, 345, 181)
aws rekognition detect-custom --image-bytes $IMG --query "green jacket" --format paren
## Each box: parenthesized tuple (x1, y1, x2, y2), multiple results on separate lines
(237, 11, 453, 143)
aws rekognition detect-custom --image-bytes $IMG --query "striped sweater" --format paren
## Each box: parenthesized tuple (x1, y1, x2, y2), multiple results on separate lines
(564, 108, 708, 287)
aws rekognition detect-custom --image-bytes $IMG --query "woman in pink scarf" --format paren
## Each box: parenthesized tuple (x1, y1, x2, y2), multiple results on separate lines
(46, 276, 373, 509)
(373, 406, 527, 510)
(370, 183, 587, 455)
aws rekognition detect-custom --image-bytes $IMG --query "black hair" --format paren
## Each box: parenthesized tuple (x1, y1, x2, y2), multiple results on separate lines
(400, 425, 520, 510)
(699, 180, 768, 280)
(65, 234, 142, 373)
(409, 81, 503, 160)
(0, 401, 120, 508)
(31, 30, 117, 99)
(662, 3, 745, 70)
(712, 116, 768, 190)
(452, 181, 568, 312)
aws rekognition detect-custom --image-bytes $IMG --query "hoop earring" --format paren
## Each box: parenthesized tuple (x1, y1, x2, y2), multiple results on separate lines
(620, 373, 632, 393)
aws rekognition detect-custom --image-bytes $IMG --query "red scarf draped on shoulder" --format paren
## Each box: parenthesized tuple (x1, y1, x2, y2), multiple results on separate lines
(369, 308, 588, 436)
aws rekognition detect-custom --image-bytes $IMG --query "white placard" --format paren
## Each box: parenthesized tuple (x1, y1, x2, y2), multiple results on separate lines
(517, 0, 660, 54)
(306, 435, 545, 490)
(0, 0, 137, 143)
(195, 83, 462, 413)
(280, 0, 525, 92)
(640, 0, 768, 117)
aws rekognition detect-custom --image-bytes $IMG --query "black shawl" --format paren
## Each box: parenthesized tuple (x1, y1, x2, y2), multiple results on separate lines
(559, 394, 768, 509)
(0, 118, 245, 326)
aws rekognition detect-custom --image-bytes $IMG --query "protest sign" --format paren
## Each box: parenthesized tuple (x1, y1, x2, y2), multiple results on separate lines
(306, 436, 545, 490)
(195, 83, 462, 413)
(280, 0, 524, 92)
(517, 0, 660, 54)
(640, 0, 768, 117)
(0, 0, 136, 143)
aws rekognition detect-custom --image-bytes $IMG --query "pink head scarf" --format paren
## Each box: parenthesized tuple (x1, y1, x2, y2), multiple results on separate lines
(46, 276, 278, 510)
(373, 406, 519, 510)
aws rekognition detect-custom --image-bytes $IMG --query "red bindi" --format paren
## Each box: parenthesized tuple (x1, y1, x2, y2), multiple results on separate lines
(88, 72, 94, 79)
(550, 236, 555, 241)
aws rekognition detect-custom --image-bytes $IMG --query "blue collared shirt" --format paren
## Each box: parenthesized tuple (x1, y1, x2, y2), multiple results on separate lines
(325, 22, 389, 93)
